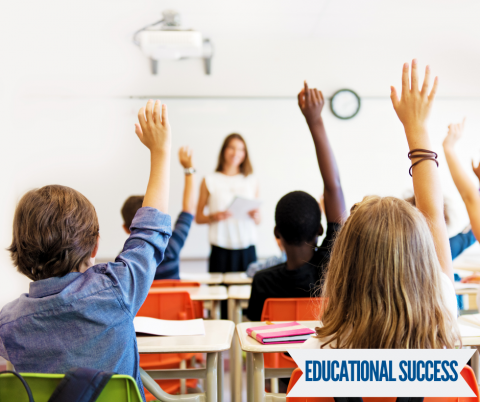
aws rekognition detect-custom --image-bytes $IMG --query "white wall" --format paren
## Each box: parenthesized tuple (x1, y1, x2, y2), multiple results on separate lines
(2, 0, 480, 308)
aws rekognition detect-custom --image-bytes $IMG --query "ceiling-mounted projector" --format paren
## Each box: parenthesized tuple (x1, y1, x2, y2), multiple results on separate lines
(134, 10, 213, 75)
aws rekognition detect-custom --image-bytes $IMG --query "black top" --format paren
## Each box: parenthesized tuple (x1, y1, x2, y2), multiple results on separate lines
(246, 223, 340, 321)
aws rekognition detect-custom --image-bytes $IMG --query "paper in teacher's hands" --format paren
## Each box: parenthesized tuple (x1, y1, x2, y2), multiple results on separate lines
(134, 317, 205, 336)
(227, 197, 262, 219)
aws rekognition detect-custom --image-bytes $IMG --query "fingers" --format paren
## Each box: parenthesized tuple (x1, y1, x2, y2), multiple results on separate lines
(312, 89, 320, 104)
(297, 89, 304, 109)
(305, 81, 310, 104)
(134, 123, 143, 141)
(318, 90, 324, 103)
(402, 62, 410, 95)
(390, 86, 399, 110)
(411, 59, 419, 92)
(145, 100, 154, 124)
(472, 160, 476, 172)
(428, 76, 439, 101)
(421, 65, 431, 95)
(161, 104, 169, 127)
(137, 107, 147, 133)
(153, 100, 161, 124)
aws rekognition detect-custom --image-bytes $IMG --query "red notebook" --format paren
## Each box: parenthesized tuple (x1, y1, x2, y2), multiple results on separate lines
(246, 321, 315, 345)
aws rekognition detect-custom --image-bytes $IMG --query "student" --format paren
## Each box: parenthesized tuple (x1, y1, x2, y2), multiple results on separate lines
(304, 60, 459, 350)
(443, 119, 480, 289)
(246, 81, 346, 322)
(121, 146, 196, 280)
(0, 100, 172, 401)
(405, 195, 476, 260)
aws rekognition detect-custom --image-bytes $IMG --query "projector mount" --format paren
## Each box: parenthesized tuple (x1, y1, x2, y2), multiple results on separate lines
(133, 10, 213, 75)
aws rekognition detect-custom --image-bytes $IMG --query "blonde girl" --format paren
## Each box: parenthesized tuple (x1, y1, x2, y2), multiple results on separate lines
(305, 60, 459, 350)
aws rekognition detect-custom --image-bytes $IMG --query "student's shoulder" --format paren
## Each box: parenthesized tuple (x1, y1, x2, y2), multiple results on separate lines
(252, 262, 285, 282)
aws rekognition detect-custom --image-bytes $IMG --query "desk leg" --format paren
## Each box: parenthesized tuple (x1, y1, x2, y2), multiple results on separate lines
(246, 352, 254, 402)
(229, 299, 244, 402)
(252, 352, 265, 402)
(211, 300, 221, 319)
(217, 351, 224, 402)
(472, 347, 480, 384)
(180, 359, 187, 394)
(228, 298, 236, 402)
(206, 352, 218, 402)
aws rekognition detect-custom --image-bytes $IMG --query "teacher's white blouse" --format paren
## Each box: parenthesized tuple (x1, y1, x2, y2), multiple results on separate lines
(205, 172, 258, 250)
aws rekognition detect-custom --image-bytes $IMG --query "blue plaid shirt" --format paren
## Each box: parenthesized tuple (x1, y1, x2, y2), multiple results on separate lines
(0, 207, 171, 402)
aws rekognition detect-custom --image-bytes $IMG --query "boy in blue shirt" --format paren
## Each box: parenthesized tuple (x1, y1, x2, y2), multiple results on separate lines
(121, 146, 196, 280)
(0, 100, 171, 401)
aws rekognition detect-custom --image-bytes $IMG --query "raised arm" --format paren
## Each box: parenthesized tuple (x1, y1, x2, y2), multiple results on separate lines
(442, 119, 480, 240)
(135, 100, 171, 213)
(298, 81, 346, 224)
(390, 60, 453, 283)
(178, 146, 196, 215)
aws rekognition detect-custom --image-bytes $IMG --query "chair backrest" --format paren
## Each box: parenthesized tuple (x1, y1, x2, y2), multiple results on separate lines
(150, 280, 201, 288)
(261, 297, 327, 322)
(286, 367, 479, 402)
(0, 373, 142, 402)
(137, 291, 195, 320)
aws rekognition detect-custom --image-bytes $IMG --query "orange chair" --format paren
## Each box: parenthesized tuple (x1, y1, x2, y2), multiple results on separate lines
(286, 366, 480, 402)
(137, 291, 198, 399)
(261, 298, 326, 370)
(151, 279, 204, 318)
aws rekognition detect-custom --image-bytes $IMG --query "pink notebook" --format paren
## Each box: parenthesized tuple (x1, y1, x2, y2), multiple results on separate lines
(246, 321, 315, 345)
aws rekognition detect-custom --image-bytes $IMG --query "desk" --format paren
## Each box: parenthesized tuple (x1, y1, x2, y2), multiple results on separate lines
(138, 320, 234, 402)
(227, 285, 252, 402)
(149, 286, 228, 319)
(223, 272, 253, 285)
(180, 272, 224, 285)
(237, 320, 480, 402)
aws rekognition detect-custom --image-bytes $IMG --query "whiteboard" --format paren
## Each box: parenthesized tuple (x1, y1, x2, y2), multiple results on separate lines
(9, 96, 480, 259)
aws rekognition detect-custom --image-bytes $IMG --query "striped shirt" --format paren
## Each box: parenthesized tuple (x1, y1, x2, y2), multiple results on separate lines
(154, 212, 194, 280)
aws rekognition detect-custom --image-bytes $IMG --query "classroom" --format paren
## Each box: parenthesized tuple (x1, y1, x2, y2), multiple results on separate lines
(2, 1, 480, 401)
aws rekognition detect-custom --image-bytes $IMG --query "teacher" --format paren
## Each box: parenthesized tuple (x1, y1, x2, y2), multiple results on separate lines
(196, 133, 260, 273)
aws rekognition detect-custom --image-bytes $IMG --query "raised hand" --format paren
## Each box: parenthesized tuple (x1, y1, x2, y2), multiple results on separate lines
(298, 81, 325, 124)
(179, 146, 194, 168)
(135, 99, 171, 153)
(443, 118, 466, 150)
(390, 60, 438, 146)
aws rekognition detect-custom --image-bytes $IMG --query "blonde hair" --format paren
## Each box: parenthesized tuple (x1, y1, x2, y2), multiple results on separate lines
(315, 196, 460, 349)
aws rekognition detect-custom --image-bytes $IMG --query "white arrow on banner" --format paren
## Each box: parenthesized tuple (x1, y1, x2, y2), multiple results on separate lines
(287, 349, 476, 397)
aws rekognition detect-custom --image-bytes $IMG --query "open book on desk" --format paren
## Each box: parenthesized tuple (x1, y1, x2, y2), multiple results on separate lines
(134, 317, 205, 336)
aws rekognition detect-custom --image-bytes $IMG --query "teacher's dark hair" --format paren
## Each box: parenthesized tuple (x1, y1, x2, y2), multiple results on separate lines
(215, 133, 253, 176)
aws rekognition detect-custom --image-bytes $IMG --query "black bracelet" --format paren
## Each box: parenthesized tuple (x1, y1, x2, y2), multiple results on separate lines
(409, 157, 439, 177)
(408, 149, 438, 160)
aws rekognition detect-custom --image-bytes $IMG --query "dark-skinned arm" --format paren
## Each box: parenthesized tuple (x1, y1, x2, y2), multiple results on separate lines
(298, 81, 346, 224)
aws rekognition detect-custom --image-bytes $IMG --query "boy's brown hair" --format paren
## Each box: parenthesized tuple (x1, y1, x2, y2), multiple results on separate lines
(8, 185, 99, 281)
(121, 195, 144, 230)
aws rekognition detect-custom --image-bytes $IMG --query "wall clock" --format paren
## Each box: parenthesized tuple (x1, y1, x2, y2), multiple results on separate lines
(330, 89, 361, 120)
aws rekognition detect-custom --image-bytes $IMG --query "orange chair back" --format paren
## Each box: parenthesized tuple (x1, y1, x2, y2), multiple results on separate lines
(137, 291, 198, 395)
(151, 280, 201, 288)
(261, 298, 326, 369)
(137, 291, 195, 320)
(286, 366, 479, 402)
(261, 298, 326, 322)
(149, 280, 204, 318)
